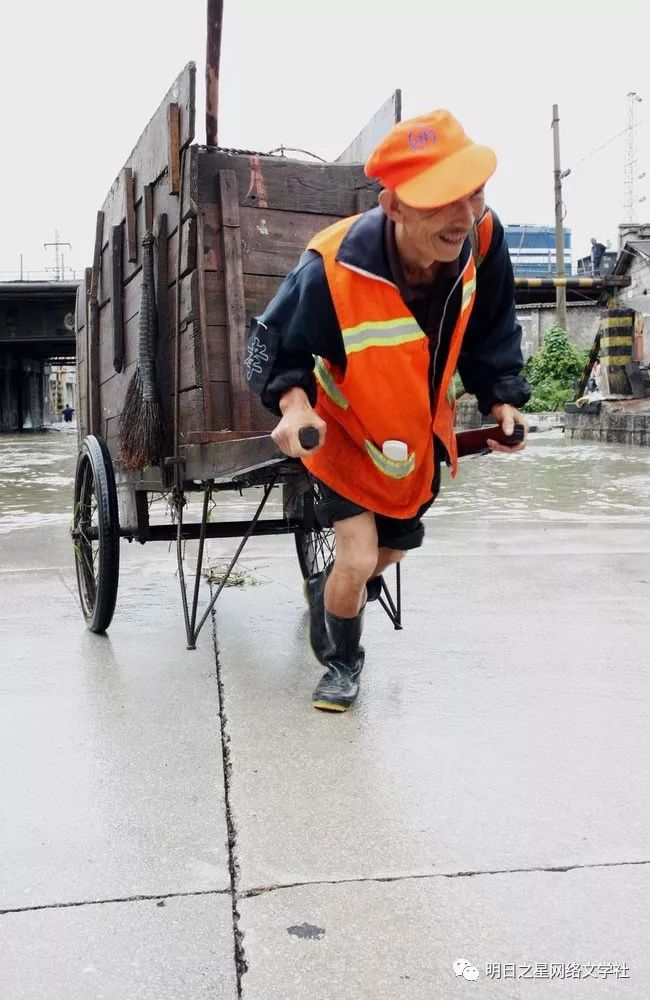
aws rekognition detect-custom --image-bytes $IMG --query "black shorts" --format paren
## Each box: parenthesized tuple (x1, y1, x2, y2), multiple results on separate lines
(312, 465, 440, 552)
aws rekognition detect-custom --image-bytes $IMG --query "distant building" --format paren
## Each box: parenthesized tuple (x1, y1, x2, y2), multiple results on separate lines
(505, 224, 572, 277)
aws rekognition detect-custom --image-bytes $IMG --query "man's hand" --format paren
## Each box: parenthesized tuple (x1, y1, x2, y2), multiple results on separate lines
(487, 403, 528, 453)
(272, 387, 327, 458)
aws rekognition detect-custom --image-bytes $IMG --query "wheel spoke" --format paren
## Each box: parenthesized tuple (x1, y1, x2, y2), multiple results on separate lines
(72, 436, 120, 634)
(74, 454, 99, 614)
(293, 480, 336, 578)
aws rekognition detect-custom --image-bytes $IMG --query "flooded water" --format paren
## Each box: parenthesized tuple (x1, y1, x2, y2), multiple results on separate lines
(434, 430, 650, 526)
(0, 427, 77, 535)
(1, 428, 649, 538)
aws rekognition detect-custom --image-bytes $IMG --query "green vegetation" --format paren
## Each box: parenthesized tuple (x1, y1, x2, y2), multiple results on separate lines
(452, 372, 466, 399)
(522, 326, 589, 412)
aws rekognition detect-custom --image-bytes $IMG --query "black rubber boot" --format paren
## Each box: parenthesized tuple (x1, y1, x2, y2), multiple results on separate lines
(312, 609, 365, 712)
(304, 566, 332, 664)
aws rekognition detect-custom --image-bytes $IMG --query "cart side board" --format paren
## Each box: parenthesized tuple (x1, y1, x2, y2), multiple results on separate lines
(76, 61, 381, 482)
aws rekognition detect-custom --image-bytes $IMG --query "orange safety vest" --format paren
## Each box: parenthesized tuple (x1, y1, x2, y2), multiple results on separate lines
(301, 212, 492, 519)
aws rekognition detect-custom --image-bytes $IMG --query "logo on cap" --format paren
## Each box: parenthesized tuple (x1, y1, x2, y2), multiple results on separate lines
(408, 126, 436, 150)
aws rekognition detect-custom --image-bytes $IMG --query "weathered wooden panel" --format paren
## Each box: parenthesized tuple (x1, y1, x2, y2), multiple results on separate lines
(196, 148, 379, 215)
(75, 274, 88, 333)
(88, 216, 104, 436)
(176, 322, 201, 392)
(205, 325, 229, 382)
(239, 205, 338, 276)
(124, 167, 137, 262)
(93, 99, 196, 300)
(167, 216, 197, 284)
(167, 103, 181, 194)
(76, 358, 88, 439)
(100, 64, 196, 233)
(100, 309, 140, 384)
(110, 224, 124, 372)
(176, 387, 206, 440)
(337, 90, 401, 163)
(144, 183, 154, 232)
(169, 384, 234, 440)
(199, 202, 337, 277)
(217, 171, 251, 431)
(207, 380, 233, 431)
(197, 202, 222, 271)
(100, 361, 137, 424)
(83, 266, 92, 434)
(123, 268, 144, 324)
(179, 435, 281, 482)
(154, 213, 173, 463)
(167, 271, 197, 331)
(249, 392, 277, 435)
(104, 414, 120, 459)
(203, 272, 282, 326)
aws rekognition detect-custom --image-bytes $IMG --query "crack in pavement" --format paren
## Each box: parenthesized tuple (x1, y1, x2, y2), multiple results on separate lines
(239, 857, 650, 899)
(211, 597, 247, 997)
(0, 888, 230, 916)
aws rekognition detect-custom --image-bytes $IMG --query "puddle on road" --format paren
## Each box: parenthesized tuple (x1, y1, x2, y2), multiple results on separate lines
(1, 428, 649, 537)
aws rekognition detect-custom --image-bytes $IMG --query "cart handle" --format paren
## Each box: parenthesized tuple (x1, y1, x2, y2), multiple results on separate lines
(298, 426, 321, 450)
(299, 422, 525, 456)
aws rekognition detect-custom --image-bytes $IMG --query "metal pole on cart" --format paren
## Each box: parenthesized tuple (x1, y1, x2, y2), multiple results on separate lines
(206, 0, 223, 147)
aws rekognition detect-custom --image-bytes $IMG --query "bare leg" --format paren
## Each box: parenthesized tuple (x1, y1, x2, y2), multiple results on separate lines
(371, 546, 406, 578)
(324, 511, 378, 618)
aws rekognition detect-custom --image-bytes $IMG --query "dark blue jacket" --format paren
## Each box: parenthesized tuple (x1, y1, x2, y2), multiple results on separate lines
(246, 206, 530, 416)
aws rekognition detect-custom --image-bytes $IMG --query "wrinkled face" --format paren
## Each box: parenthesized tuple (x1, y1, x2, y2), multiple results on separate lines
(383, 187, 486, 267)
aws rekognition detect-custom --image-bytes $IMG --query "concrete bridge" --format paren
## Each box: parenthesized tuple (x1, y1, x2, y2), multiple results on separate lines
(0, 281, 77, 430)
(0, 274, 632, 433)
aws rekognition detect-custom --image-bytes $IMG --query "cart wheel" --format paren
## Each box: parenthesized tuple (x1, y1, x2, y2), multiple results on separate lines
(72, 435, 120, 633)
(289, 479, 336, 580)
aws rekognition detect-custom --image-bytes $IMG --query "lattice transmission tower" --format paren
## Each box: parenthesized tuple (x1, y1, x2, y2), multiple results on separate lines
(624, 91, 642, 222)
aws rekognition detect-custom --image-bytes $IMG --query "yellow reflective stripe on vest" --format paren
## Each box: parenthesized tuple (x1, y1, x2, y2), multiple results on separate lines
(314, 356, 349, 410)
(364, 439, 415, 479)
(342, 317, 424, 355)
(461, 274, 476, 313)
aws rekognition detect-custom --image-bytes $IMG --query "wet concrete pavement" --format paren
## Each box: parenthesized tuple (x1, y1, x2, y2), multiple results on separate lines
(1, 428, 649, 998)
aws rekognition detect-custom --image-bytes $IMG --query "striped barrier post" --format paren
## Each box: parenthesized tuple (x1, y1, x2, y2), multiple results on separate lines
(600, 308, 635, 395)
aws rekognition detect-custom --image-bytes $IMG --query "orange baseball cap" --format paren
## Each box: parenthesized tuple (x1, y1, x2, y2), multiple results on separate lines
(365, 110, 497, 210)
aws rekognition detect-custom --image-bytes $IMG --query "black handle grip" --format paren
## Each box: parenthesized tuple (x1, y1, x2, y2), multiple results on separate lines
(298, 426, 320, 450)
(456, 422, 526, 458)
(502, 423, 525, 446)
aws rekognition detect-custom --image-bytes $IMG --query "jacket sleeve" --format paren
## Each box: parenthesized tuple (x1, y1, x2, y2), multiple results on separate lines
(243, 251, 346, 416)
(457, 211, 531, 415)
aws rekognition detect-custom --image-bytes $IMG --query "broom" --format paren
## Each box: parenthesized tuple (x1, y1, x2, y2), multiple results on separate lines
(118, 231, 165, 470)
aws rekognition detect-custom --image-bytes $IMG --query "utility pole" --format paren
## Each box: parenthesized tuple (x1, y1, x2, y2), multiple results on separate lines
(205, 0, 223, 146)
(552, 104, 568, 330)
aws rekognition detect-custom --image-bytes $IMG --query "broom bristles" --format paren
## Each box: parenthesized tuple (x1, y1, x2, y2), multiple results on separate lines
(118, 368, 165, 471)
(117, 231, 165, 470)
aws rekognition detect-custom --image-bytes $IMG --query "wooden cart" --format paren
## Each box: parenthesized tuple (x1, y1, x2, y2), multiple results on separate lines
(71, 58, 406, 647)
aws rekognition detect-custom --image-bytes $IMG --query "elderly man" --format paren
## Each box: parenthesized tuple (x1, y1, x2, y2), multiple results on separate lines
(245, 109, 530, 712)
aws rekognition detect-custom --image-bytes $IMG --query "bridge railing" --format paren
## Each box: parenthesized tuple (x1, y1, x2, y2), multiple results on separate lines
(0, 269, 83, 282)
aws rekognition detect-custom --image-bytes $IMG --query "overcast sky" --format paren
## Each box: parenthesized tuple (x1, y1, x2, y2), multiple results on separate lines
(2, 0, 649, 279)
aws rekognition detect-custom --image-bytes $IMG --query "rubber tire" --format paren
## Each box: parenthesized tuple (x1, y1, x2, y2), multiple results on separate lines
(286, 479, 336, 581)
(73, 435, 120, 633)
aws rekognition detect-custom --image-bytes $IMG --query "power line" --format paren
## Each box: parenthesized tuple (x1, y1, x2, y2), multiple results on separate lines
(571, 110, 650, 172)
